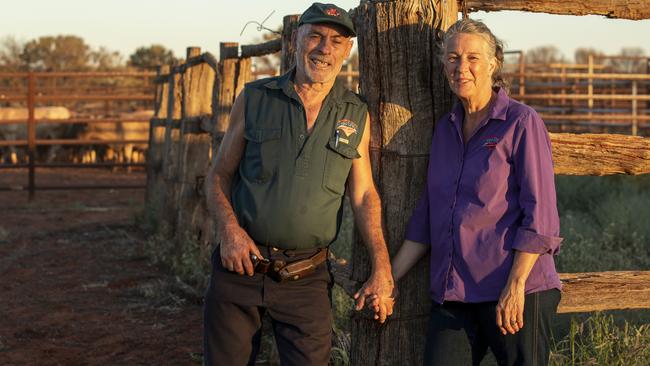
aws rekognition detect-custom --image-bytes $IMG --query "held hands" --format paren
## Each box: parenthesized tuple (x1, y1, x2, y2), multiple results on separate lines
(353, 270, 395, 323)
(496, 281, 525, 335)
(219, 223, 263, 276)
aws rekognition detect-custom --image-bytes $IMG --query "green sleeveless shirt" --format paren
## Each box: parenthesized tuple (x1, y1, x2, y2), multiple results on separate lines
(231, 69, 368, 249)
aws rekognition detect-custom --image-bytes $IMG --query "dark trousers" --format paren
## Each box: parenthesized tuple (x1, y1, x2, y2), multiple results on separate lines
(203, 246, 333, 366)
(424, 289, 561, 366)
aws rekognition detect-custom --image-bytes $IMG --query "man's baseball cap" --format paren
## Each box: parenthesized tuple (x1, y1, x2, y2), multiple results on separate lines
(298, 3, 356, 37)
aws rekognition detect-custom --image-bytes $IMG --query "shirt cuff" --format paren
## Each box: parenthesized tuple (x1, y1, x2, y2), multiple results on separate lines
(512, 227, 563, 255)
(404, 220, 430, 246)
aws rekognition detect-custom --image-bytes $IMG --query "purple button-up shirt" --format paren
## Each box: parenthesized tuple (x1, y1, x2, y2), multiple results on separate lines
(405, 88, 562, 304)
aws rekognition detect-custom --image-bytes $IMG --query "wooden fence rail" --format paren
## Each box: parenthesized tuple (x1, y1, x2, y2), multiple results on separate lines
(0, 71, 154, 198)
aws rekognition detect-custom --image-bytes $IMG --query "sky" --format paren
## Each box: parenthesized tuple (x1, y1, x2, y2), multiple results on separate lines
(2, 0, 649, 62)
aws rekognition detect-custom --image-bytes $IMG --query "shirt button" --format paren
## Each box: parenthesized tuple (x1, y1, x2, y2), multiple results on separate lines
(299, 134, 305, 140)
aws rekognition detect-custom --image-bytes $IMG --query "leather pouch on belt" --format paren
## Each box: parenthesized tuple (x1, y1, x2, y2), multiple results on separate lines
(277, 260, 316, 282)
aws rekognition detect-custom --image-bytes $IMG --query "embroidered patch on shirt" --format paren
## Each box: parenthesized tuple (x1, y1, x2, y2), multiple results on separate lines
(482, 136, 499, 148)
(335, 119, 358, 138)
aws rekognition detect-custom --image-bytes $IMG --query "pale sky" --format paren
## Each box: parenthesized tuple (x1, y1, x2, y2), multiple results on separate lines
(2, 0, 649, 62)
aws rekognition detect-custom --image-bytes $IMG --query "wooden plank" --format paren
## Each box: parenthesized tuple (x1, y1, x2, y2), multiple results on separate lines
(330, 262, 650, 313)
(463, 0, 650, 20)
(240, 39, 281, 58)
(550, 133, 650, 175)
(558, 271, 650, 313)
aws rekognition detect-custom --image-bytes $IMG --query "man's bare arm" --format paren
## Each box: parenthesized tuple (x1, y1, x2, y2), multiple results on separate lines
(347, 115, 394, 323)
(206, 92, 261, 276)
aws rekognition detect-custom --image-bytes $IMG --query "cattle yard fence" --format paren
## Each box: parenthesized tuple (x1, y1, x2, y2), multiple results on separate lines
(0, 71, 155, 199)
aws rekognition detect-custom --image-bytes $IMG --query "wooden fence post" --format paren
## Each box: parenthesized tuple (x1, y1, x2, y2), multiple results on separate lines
(145, 65, 170, 225)
(176, 47, 217, 256)
(160, 59, 183, 236)
(281, 15, 299, 73)
(202, 43, 252, 251)
(350, 1, 457, 364)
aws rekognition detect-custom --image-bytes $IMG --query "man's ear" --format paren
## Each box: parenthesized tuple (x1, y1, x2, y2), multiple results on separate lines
(345, 39, 353, 58)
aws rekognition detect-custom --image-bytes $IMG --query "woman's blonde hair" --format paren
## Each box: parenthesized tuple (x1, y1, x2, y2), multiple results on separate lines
(440, 18, 508, 90)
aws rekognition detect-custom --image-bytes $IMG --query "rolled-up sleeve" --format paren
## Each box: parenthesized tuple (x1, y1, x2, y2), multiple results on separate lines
(405, 186, 431, 246)
(511, 110, 563, 254)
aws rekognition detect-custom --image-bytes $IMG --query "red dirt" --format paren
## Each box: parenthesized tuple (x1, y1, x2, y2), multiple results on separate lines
(0, 168, 202, 365)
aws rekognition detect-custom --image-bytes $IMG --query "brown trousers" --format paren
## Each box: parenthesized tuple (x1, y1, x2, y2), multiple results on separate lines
(203, 246, 333, 366)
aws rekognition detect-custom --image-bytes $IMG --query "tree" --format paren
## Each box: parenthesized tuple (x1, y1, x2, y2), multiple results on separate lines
(0, 36, 25, 71)
(20, 35, 91, 71)
(90, 47, 124, 71)
(609, 47, 646, 73)
(525, 45, 566, 65)
(574, 47, 605, 64)
(128, 45, 176, 69)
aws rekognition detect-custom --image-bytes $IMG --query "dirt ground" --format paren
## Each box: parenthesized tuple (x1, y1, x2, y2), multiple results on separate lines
(0, 168, 203, 365)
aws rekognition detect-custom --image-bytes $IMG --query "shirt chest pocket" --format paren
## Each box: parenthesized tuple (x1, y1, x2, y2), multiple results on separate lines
(243, 128, 281, 183)
(323, 137, 360, 195)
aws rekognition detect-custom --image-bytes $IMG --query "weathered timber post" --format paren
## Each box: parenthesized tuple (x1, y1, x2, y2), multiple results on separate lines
(145, 65, 170, 226)
(160, 59, 183, 236)
(281, 15, 299, 73)
(350, 1, 457, 365)
(176, 47, 217, 255)
(203, 43, 252, 249)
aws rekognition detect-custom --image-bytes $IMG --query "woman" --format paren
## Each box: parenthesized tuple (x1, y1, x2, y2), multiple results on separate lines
(390, 19, 562, 366)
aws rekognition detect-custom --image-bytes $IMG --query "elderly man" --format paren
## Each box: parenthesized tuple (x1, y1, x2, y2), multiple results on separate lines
(203, 3, 394, 365)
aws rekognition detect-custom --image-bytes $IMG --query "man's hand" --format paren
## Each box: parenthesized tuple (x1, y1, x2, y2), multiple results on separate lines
(354, 269, 395, 323)
(219, 223, 263, 276)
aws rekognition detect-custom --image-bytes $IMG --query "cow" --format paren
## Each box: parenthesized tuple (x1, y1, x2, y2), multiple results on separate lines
(77, 110, 152, 166)
(0, 106, 72, 164)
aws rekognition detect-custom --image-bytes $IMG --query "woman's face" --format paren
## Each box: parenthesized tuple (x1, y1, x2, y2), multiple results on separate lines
(444, 33, 496, 102)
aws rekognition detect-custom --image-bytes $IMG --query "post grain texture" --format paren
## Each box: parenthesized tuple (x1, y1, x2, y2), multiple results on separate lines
(145, 65, 170, 224)
(281, 15, 299, 73)
(463, 0, 650, 20)
(558, 271, 650, 313)
(550, 133, 650, 175)
(351, 1, 457, 365)
(203, 43, 252, 251)
(161, 61, 183, 237)
(176, 47, 217, 254)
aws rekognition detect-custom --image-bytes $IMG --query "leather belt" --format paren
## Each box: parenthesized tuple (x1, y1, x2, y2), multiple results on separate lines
(251, 248, 328, 282)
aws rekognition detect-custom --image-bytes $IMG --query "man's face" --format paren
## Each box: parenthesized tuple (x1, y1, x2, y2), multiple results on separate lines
(294, 23, 353, 84)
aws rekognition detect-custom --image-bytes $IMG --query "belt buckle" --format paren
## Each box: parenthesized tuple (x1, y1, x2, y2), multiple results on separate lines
(251, 254, 271, 274)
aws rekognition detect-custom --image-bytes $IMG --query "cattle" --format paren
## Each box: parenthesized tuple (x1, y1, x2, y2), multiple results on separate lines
(77, 110, 152, 165)
(0, 106, 72, 164)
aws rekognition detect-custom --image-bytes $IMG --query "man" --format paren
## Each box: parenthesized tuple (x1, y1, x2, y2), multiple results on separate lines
(203, 3, 394, 365)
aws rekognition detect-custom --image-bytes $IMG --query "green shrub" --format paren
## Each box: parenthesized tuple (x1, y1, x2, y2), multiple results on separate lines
(555, 175, 650, 272)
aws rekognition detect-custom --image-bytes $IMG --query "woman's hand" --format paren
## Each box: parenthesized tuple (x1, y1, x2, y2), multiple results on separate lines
(496, 250, 540, 335)
(496, 281, 525, 335)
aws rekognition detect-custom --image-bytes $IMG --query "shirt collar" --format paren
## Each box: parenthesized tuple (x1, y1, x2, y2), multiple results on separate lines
(449, 87, 509, 124)
(263, 66, 356, 106)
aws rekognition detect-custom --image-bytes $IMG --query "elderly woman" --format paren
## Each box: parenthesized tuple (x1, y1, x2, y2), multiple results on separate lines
(389, 18, 562, 365)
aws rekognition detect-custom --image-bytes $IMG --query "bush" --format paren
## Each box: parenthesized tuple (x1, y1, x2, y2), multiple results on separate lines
(555, 175, 650, 272)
